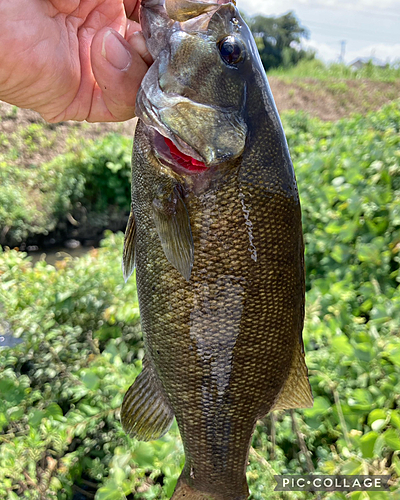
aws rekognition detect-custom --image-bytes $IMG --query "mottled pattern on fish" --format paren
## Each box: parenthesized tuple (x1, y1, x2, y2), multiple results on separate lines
(121, 1, 312, 499)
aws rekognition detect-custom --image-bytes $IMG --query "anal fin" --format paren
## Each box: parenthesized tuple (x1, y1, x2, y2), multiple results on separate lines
(121, 357, 174, 441)
(271, 344, 313, 411)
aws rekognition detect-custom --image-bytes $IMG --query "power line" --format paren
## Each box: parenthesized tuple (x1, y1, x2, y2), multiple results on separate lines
(339, 40, 346, 63)
(319, 7, 400, 20)
(301, 19, 399, 44)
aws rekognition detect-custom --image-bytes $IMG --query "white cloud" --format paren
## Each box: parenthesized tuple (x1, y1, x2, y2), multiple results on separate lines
(241, 0, 400, 16)
(301, 39, 342, 62)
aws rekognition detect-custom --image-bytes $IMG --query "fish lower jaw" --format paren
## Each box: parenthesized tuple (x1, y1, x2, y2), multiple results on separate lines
(152, 128, 211, 175)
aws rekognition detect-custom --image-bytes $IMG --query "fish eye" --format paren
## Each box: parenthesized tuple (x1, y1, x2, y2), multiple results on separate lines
(217, 36, 245, 66)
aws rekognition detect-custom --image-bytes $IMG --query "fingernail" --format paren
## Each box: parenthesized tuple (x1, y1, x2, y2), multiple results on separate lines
(102, 30, 131, 71)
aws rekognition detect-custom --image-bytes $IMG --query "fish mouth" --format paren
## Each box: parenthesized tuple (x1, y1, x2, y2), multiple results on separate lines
(152, 129, 209, 175)
(137, 88, 212, 174)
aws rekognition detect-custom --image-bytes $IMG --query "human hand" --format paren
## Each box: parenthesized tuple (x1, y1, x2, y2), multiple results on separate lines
(0, 0, 152, 122)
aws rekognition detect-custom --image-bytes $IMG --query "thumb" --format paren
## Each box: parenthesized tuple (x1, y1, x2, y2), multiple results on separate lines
(90, 27, 151, 122)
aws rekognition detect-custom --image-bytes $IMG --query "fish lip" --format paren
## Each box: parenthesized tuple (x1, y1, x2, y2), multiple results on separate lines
(151, 128, 211, 176)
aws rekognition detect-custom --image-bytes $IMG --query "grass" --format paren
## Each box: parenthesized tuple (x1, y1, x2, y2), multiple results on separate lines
(268, 59, 400, 82)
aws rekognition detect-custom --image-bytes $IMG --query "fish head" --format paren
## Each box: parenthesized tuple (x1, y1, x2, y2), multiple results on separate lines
(136, 0, 261, 173)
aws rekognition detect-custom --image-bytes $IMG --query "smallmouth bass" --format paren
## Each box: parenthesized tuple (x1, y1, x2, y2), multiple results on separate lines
(121, 1, 313, 498)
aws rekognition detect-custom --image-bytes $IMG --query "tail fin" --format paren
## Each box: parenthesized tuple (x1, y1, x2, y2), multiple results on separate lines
(171, 478, 247, 500)
(171, 482, 217, 500)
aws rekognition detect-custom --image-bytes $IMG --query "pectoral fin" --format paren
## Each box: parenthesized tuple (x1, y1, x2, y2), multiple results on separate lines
(152, 185, 194, 281)
(122, 209, 136, 282)
(121, 357, 174, 441)
(271, 344, 313, 411)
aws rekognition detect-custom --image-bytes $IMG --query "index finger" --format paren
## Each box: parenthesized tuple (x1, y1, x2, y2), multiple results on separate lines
(124, 0, 141, 22)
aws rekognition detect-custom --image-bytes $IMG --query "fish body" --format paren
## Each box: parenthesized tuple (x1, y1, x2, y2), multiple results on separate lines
(121, 1, 313, 499)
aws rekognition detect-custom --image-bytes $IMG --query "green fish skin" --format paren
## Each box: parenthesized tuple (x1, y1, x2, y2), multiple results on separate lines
(121, 1, 313, 499)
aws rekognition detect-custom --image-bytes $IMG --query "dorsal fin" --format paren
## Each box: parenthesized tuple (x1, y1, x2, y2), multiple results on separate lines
(165, 0, 220, 22)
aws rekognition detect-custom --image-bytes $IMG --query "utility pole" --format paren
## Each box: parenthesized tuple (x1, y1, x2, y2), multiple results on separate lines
(339, 40, 346, 63)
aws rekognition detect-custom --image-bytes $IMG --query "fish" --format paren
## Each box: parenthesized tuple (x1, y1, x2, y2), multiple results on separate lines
(121, 0, 313, 498)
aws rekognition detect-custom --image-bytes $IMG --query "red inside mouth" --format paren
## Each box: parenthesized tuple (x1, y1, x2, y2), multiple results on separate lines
(164, 137, 208, 172)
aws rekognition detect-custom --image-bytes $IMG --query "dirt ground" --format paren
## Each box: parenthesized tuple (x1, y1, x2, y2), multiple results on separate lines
(1, 76, 399, 249)
(268, 77, 400, 121)
(1, 76, 399, 153)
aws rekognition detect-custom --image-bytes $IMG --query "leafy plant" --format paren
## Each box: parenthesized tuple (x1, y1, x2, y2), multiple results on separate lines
(1, 101, 400, 499)
(0, 132, 132, 246)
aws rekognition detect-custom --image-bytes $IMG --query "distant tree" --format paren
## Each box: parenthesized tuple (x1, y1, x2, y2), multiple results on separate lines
(246, 11, 315, 71)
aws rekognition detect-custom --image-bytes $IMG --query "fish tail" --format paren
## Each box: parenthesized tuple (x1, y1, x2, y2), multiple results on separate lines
(171, 482, 216, 500)
(171, 477, 246, 500)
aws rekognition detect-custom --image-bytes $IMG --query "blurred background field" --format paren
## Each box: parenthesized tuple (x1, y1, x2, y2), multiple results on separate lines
(1, 14, 400, 499)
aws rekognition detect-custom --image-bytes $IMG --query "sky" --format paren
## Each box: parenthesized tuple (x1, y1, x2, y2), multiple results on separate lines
(240, 0, 400, 64)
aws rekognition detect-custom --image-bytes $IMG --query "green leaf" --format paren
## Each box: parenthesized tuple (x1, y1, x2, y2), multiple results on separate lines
(365, 492, 391, 500)
(112, 467, 126, 484)
(331, 244, 351, 264)
(302, 396, 331, 419)
(390, 410, 400, 429)
(383, 429, 400, 451)
(45, 402, 63, 419)
(353, 343, 374, 363)
(164, 476, 178, 498)
(357, 244, 381, 265)
(387, 346, 400, 367)
(0, 411, 8, 431)
(7, 406, 24, 422)
(81, 371, 100, 391)
(28, 409, 45, 426)
(360, 431, 379, 459)
(96, 481, 124, 500)
(78, 403, 101, 417)
(50, 477, 63, 490)
(348, 389, 373, 411)
(374, 434, 386, 456)
(340, 458, 363, 475)
(393, 454, 400, 476)
(368, 409, 387, 425)
(132, 442, 156, 468)
(331, 335, 354, 356)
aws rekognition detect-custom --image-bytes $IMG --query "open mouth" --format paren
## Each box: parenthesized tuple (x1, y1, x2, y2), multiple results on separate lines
(163, 137, 207, 172)
(153, 130, 208, 174)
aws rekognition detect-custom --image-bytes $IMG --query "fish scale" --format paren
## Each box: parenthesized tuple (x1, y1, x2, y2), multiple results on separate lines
(121, 1, 313, 498)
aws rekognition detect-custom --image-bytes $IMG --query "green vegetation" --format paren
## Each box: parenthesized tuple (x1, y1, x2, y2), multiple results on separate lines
(247, 11, 314, 71)
(1, 101, 400, 499)
(1, 64, 399, 246)
(0, 131, 132, 245)
(268, 59, 400, 82)
(0, 234, 184, 500)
